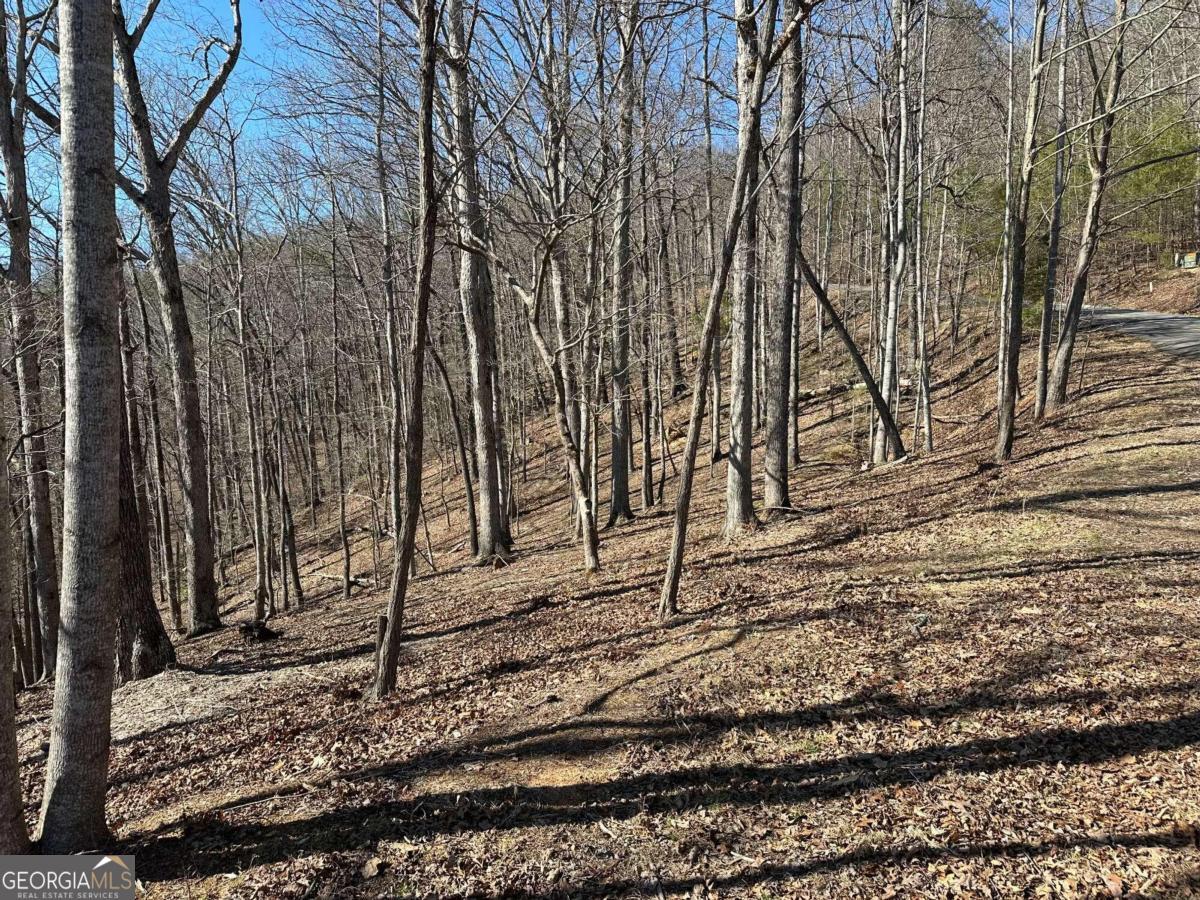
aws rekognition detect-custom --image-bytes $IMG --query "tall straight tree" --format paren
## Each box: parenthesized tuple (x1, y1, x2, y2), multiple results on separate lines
(724, 0, 769, 537)
(764, 1, 804, 515)
(996, 0, 1050, 460)
(115, 295, 176, 683)
(1034, 5, 1070, 421)
(661, 0, 816, 617)
(872, 0, 910, 465)
(0, 420, 28, 852)
(112, 0, 242, 635)
(38, 0, 121, 852)
(608, 0, 638, 527)
(446, 0, 507, 563)
(0, 3, 60, 679)
(375, 0, 438, 699)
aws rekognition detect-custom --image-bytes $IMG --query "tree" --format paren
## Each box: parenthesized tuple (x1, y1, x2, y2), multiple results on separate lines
(661, 0, 815, 617)
(996, 0, 1051, 461)
(115, 292, 176, 683)
(0, 1, 60, 680)
(764, 0, 805, 515)
(375, 0, 438, 699)
(607, 0, 639, 528)
(0, 417, 28, 852)
(1046, 0, 1129, 409)
(723, 0, 773, 538)
(112, 0, 242, 635)
(38, 0, 121, 852)
(446, 0, 508, 563)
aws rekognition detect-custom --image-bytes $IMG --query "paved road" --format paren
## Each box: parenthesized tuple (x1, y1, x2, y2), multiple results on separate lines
(1084, 306, 1200, 359)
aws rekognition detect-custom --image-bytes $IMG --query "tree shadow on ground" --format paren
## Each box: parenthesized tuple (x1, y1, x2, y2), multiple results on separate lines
(495, 828, 1196, 898)
(129, 682, 1200, 884)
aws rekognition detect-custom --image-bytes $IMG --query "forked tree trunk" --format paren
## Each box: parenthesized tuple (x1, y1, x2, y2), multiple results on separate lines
(996, 0, 1050, 461)
(1034, 7, 1069, 421)
(1047, 0, 1128, 409)
(38, 0, 121, 852)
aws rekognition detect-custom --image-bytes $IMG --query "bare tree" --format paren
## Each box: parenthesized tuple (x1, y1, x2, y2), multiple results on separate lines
(661, 0, 816, 618)
(764, 0, 805, 516)
(38, 0, 121, 852)
(0, 1, 59, 679)
(0, 418, 27, 852)
(1047, 0, 1130, 409)
(375, 0, 438, 699)
(112, 0, 243, 635)
(996, 0, 1051, 461)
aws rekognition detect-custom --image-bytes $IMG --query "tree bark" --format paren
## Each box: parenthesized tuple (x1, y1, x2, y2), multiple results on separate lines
(38, 0, 121, 851)
(112, 0, 238, 636)
(724, 0, 767, 537)
(0, 7, 60, 681)
(375, 0, 437, 699)
(607, 0, 638, 527)
(1034, 8, 1070, 421)
(661, 0, 800, 618)
(115, 296, 175, 684)
(765, 0, 803, 515)
(0, 419, 28, 852)
(996, 0, 1050, 461)
(1047, 0, 1128, 409)
(447, 0, 507, 562)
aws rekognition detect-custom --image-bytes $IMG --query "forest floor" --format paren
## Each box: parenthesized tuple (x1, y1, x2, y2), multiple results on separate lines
(15, 282, 1200, 898)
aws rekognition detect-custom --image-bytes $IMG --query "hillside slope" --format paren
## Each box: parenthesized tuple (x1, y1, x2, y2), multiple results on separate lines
(14, 312, 1200, 898)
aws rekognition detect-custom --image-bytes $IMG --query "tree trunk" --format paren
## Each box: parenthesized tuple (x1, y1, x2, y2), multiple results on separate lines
(765, 1, 803, 515)
(873, 0, 909, 465)
(115, 296, 175, 684)
(447, 0, 506, 562)
(724, 2, 766, 537)
(1047, 0, 1128, 409)
(375, 0, 437, 699)
(996, 0, 1050, 461)
(607, 0, 638, 527)
(661, 0, 789, 618)
(0, 412, 28, 852)
(1034, 10, 1070, 422)
(0, 15, 60, 679)
(39, 0, 121, 851)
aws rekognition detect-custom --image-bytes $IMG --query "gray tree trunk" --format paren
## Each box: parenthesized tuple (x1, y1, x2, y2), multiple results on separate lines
(0, 9, 60, 680)
(1047, 0, 1128, 408)
(116, 296, 175, 684)
(607, 0, 638, 527)
(996, 0, 1050, 461)
(447, 0, 506, 562)
(1034, 8, 1070, 421)
(764, 1, 803, 515)
(661, 0, 796, 618)
(375, 0, 437, 699)
(723, 2, 766, 537)
(38, 0, 121, 851)
(0, 411, 28, 852)
(112, 0, 239, 635)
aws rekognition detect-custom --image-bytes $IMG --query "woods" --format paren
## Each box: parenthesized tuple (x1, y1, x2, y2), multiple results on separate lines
(2, 0, 1200, 888)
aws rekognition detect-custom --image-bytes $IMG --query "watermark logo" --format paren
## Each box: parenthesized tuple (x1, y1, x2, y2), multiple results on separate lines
(1, 855, 136, 900)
